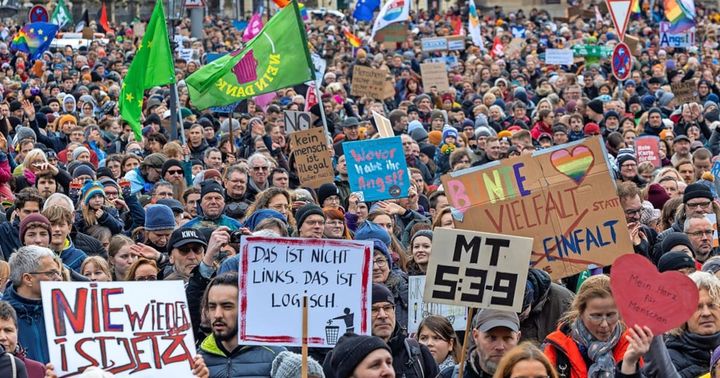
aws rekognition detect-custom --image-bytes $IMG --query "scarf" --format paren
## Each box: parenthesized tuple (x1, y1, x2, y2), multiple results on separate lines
(570, 318, 622, 378)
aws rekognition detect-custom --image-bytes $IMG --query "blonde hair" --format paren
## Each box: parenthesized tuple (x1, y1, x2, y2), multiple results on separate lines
(80, 256, 111, 280)
(493, 342, 559, 378)
(22, 148, 47, 171)
(558, 275, 616, 328)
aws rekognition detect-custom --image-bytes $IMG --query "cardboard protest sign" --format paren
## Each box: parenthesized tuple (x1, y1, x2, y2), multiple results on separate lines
(625, 34, 641, 56)
(545, 49, 574, 65)
(239, 236, 373, 347)
(372, 111, 394, 138)
(374, 22, 407, 42)
(672, 80, 700, 105)
(635, 136, 661, 168)
(420, 62, 451, 92)
(423, 229, 532, 312)
(441, 137, 634, 280)
(504, 38, 525, 57)
(610, 254, 699, 334)
(288, 127, 334, 188)
(133, 22, 146, 38)
(351, 65, 387, 99)
(41, 281, 195, 377)
(343, 137, 410, 201)
(408, 275, 467, 333)
(284, 110, 312, 133)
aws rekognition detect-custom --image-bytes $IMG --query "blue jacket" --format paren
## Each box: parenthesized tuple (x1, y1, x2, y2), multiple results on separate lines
(58, 239, 88, 272)
(3, 285, 49, 364)
(184, 215, 242, 231)
(124, 167, 152, 195)
(198, 333, 285, 378)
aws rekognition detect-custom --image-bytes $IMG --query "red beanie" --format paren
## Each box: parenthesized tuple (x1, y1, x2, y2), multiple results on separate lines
(647, 183, 671, 210)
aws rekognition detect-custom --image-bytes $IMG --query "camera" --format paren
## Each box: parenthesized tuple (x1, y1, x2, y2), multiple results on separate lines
(230, 230, 243, 244)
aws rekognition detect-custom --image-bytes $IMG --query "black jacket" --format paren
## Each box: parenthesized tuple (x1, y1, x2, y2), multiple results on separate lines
(0, 218, 20, 261)
(666, 331, 720, 378)
(387, 324, 439, 378)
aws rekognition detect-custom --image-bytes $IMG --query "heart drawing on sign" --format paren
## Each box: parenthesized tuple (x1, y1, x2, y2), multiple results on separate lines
(610, 254, 699, 335)
(549, 146, 594, 185)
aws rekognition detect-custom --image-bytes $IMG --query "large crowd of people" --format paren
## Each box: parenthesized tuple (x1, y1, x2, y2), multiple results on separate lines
(0, 0, 719, 376)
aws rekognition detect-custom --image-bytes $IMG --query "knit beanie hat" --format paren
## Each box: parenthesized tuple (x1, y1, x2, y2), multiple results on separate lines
(161, 159, 183, 178)
(661, 232, 695, 255)
(703, 259, 720, 275)
(370, 238, 392, 269)
(427, 130, 442, 146)
(330, 334, 391, 378)
(242, 209, 287, 231)
(372, 283, 395, 305)
(615, 154, 636, 170)
(271, 351, 325, 378)
(72, 146, 90, 161)
(141, 153, 167, 169)
(354, 221, 392, 248)
(295, 204, 325, 229)
(683, 182, 714, 204)
(81, 180, 106, 205)
(419, 143, 436, 160)
(317, 183, 339, 206)
(442, 127, 458, 141)
(56, 114, 77, 128)
(587, 98, 604, 114)
(72, 164, 96, 180)
(20, 213, 51, 244)
(658, 251, 696, 272)
(96, 167, 114, 180)
(647, 183, 670, 210)
(411, 229, 433, 245)
(410, 126, 429, 143)
(200, 180, 225, 198)
(99, 177, 120, 195)
(12, 126, 36, 146)
(144, 204, 176, 232)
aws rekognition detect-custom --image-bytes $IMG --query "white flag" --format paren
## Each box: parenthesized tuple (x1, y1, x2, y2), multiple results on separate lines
(371, 0, 410, 39)
(468, 0, 483, 49)
(50, 0, 72, 28)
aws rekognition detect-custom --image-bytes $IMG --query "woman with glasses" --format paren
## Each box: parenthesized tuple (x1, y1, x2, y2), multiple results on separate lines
(244, 187, 297, 231)
(323, 208, 352, 239)
(543, 275, 652, 377)
(125, 258, 160, 281)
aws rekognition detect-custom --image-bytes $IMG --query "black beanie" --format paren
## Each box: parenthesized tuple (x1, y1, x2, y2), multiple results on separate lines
(200, 180, 225, 198)
(658, 251, 696, 272)
(616, 154, 636, 169)
(316, 183, 339, 206)
(683, 183, 713, 204)
(660, 232, 695, 255)
(161, 159, 183, 178)
(372, 283, 394, 305)
(294, 204, 324, 229)
(330, 334, 391, 378)
(587, 98, 604, 114)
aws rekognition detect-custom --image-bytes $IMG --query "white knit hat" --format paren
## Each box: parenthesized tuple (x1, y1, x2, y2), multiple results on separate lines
(271, 351, 325, 378)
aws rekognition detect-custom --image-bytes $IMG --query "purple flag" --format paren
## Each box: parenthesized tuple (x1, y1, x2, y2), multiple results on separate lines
(242, 13, 263, 42)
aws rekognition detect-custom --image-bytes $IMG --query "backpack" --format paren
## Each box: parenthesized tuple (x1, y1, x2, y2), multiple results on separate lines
(403, 338, 425, 378)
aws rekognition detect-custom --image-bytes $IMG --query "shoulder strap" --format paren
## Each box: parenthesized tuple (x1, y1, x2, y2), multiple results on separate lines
(555, 350, 570, 378)
(8, 353, 16, 378)
(404, 338, 425, 378)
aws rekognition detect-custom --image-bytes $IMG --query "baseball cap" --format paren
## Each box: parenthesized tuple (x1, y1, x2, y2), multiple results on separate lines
(168, 228, 208, 250)
(472, 309, 520, 332)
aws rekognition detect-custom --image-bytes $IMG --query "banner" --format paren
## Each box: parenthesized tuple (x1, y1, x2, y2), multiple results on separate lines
(351, 65, 388, 100)
(420, 62, 451, 92)
(441, 137, 634, 279)
(660, 21, 696, 48)
(371, 0, 410, 39)
(288, 127, 335, 188)
(671, 79, 700, 105)
(545, 49, 574, 65)
(41, 281, 195, 377)
(421, 37, 448, 52)
(635, 136, 661, 168)
(423, 229, 532, 312)
(408, 276, 467, 333)
(238, 236, 373, 347)
(343, 137, 410, 201)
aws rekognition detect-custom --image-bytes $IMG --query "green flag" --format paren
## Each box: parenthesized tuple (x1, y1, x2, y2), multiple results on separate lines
(186, 0, 314, 110)
(119, 0, 175, 140)
(50, 0, 72, 28)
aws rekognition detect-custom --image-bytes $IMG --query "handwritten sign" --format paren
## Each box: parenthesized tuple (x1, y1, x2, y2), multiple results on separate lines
(671, 80, 700, 105)
(372, 111, 394, 138)
(635, 136, 661, 168)
(41, 281, 195, 377)
(284, 110, 312, 134)
(420, 62, 450, 92)
(343, 137, 410, 202)
(610, 254, 699, 334)
(408, 276, 467, 333)
(289, 127, 334, 188)
(424, 229, 532, 312)
(239, 236, 372, 347)
(351, 66, 387, 100)
(545, 49, 574, 65)
(446, 36, 465, 51)
(660, 22, 696, 48)
(441, 137, 634, 280)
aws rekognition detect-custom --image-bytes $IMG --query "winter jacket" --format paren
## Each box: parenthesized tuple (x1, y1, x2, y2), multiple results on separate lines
(440, 346, 492, 378)
(386, 325, 439, 378)
(665, 331, 720, 378)
(71, 230, 107, 259)
(14, 349, 44, 378)
(73, 206, 124, 235)
(0, 350, 28, 378)
(383, 270, 409, 330)
(530, 120, 553, 140)
(198, 333, 285, 378)
(0, 217, 21, 261)
(520, 269, 574, 343)
(3, 285, 49, 364)
(652, 219, 685, 265)
(124, 167, 153, 195)
(56, 238, 88, 273)
(543, 324, 640, 378)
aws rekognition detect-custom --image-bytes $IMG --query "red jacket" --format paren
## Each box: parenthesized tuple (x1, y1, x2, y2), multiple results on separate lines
(531, 120, 553, 140)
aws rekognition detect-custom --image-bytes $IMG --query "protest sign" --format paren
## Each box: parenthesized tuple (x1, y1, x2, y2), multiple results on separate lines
(239, 236, 373, 347)
(712, 161, 720, 182)
(441, 137, 634, 280)
(133, 22, 146, 38)
(504, 38, 525, 57)
(351, 65, 387, 99)
(41, 281, 195, 377)
(708, 213, 719, 248)
(446, 36, 465, 51)
(288, 127, 334, 188)
(545, 49, 574, 65)
(634, 136, 661, 168)
(343, 137, 410, 201)
(672, 80, 700, 105)
(374, 22, 408, 42)
(624, 34, 641, 56)
(420, 62, 451, 92)
(284, 110, 312, 133)
(423, 229, 532, 312)
(421, 37, 448, 52)
(660, 22, 696, 48)
(372, 111, 394, 138)
(408, 276, 467, 333)
(610, 254, 699, 334)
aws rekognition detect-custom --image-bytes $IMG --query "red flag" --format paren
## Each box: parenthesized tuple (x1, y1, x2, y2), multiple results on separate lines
(273, 0, 291, 8)
(451, 15, 463, 35)
(490, 36, 504, 58)
(98, 2, 111, 34)
(343, 28, 362, 48)
(305, 83, 318, 112)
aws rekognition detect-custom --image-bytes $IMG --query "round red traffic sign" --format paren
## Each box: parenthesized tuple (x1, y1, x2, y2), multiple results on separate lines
(611, 42, 632, 82)
(29, 5, 49, 23)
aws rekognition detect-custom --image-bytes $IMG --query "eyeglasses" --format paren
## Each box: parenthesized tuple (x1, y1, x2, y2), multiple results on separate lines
(586, 312, 619, 324)
(621, 163, 637, 168)
(252, 166, 269, 171)
(373, 258, 388, 267)
(687, 230, 714, 238)
(304, 220, 325, 226)
(167, 169, 183, 175)
(371, 304, 395, 316)
(687, 201, 712, 209)
(29, 270, 62, 278)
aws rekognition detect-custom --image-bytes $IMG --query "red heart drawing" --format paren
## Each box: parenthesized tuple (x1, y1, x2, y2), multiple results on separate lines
(610, 254, 699, 335)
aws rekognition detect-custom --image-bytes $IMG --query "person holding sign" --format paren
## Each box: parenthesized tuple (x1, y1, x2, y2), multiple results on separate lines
(543, 276, 653, 378)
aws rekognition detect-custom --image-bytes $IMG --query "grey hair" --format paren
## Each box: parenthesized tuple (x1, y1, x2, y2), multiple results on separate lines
(43, 193, 75, 213)
(247, 152, 269, 167)
(671, 271, 720, 336)
(9, 246, 55, 287)
(683, 215, 711, 233)
(252, 229, 280, 238)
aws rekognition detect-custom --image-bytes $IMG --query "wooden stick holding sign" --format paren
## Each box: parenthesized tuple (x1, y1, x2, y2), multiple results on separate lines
(302, 296, 308, 378)
(372, 111, 394, 138)
(457, 307, 476, 378)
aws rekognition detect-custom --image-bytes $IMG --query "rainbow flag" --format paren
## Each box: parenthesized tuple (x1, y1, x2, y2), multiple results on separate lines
(631, 0, 641, 14)
(664, 0, 695, 33)
(344, 29, 361, 47)
(298, 2, 308, 20)
(11, 22, 59, 60)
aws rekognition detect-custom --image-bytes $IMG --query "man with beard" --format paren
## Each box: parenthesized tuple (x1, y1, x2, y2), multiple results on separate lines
(198, 272, 286, 377)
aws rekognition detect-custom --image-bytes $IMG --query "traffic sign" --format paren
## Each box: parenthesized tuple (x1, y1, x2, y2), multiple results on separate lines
(183, 0, 206, 8)
(29, 5, 49, 23)
(611, 42, 632, 81)
(606, 0, 632, 42)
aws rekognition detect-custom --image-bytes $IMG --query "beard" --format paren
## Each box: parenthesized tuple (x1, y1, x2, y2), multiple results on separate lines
(213, 321, 238, 342)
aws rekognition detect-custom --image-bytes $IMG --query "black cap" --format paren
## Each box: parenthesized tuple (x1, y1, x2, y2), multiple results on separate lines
(168, 228, 208, 250)
(200, 180, 225, 198)
(372, 283, 394, 305)
(658, 251, 696, 272)
(673, 135, 690, 144)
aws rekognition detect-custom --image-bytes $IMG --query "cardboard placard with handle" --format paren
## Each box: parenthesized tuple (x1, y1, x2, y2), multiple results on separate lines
(420, 62, 451, 92)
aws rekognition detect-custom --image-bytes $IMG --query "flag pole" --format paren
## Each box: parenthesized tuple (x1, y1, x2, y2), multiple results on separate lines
(315, 84, 329, 137)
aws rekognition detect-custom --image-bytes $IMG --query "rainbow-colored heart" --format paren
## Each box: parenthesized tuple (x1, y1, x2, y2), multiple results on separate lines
(550, 146, 594, 184)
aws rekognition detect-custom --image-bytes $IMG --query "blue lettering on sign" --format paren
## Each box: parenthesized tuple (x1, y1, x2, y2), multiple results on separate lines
(541, 219, 619, 261)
